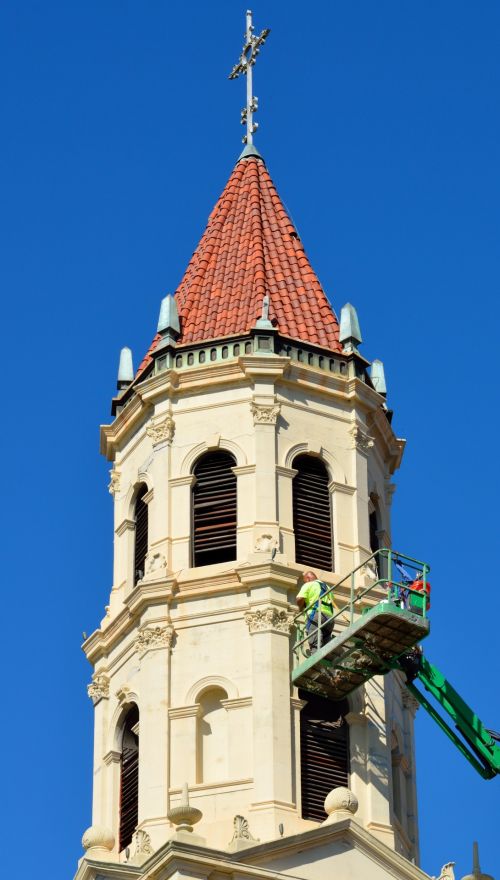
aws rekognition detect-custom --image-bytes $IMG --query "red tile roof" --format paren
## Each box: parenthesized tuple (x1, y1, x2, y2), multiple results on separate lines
(137, 155, 341, 373)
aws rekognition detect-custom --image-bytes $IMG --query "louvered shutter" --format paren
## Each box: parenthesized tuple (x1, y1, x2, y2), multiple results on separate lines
(293, 455, 333, 571)
(134, 485, 148, 584)
(192, 452, 237, 567)
(300, 692, 349, 821)
(119, 706, 139, 851)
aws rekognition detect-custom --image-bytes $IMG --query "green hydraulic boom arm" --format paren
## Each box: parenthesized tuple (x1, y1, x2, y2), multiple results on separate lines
(401, 654, 500, 780)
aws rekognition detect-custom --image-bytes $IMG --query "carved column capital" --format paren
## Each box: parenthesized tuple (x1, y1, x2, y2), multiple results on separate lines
(136, 624, 175, 656)
(87, 672, 110, 705)
(245, 607, 295, 635)
(108, 467, 121, 496)
(250, 402, 281, 425)
(402, 689, 420, 715)
(146, 414, 175, 446)
(350, 424, 374, 451)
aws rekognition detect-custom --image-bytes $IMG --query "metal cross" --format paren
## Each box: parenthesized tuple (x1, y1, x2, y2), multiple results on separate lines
(229, 10, 270, 145)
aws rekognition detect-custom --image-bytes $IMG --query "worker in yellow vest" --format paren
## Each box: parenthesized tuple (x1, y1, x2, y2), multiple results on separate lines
(296, 570, 335, 653)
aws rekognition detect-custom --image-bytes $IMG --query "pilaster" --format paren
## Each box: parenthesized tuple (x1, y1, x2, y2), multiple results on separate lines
(245, 603, 296, 837)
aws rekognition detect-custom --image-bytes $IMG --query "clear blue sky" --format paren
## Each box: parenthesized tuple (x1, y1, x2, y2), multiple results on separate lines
(1, 2, 498, 877)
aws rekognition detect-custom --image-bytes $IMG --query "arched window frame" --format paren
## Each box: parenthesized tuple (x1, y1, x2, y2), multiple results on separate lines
(119, 703, 139, 852)
(292, 454, 334, 573)
(133, 483, 149, 585)
(298, 690, 350, 822)
(191, 450, 237, 568)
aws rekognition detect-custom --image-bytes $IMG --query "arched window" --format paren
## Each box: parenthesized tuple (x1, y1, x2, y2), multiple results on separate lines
(293, 454, 333, 571)
(299, 691, 349, 821)
(197, 687, 229, 783)
(119, 704, 139, 852)
(192, 451, 237, 567)
(134, 484, 148, 584)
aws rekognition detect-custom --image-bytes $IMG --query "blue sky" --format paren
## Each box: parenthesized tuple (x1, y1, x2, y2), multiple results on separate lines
(1, 2, 499, 877)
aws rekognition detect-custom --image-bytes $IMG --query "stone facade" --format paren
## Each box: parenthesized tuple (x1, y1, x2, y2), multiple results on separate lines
(77, 342, 428, 880)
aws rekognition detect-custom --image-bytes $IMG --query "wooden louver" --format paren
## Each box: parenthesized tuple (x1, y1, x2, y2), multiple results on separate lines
(192, 451, 237, 567)
(299, 692, 349, 822)
(119, 705, 139, 851)
(293, 454, 333, 571)
(134, 484, 148, 584)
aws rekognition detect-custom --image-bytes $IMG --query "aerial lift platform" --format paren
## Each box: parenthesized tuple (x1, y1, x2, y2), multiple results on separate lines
(292, 549, 500, 780)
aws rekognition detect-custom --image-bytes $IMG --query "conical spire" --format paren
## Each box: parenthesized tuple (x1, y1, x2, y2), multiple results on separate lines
(137, 156, 341, 374)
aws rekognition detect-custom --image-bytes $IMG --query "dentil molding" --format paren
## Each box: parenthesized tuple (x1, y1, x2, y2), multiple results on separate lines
(245, 607, 295, 635)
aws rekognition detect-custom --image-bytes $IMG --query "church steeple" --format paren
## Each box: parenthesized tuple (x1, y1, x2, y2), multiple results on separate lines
(77, 12, 429, 880)
(136, 154, 341, 377)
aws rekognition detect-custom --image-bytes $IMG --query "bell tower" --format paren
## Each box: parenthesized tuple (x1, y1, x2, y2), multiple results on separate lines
(76, 13, 427, 880)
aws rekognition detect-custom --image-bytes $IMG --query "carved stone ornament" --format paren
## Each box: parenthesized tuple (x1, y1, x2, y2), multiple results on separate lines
(87, 672, 110, 705)
(350, 425, 374, 451)
(324, 786, 359, 822)
(402, 689, 420, 715)
(108, 468, 121, 496)
(116, 685, 132, 704)
(433, 863, 455, 880)
(254, 533, 277, 553)
(245, 607, 295, 635)
(146, 414, 175, 446)
(136, 624, 174, 656)
(133, 829, 153, 856)
(146, 551, 167, 576)
(250, 402, 281, 425)
(230, 815, 258, 843)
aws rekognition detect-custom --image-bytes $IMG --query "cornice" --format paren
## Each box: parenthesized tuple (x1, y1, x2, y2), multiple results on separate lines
(369, 407, 406, 473)
(74, 815, 431, 880)
(168, 704, 200, 720)
(237, 560, 300, 590)
(232, 464, 256, 477)
(115, 518, 135, 537)
(82, 580, 177, 664)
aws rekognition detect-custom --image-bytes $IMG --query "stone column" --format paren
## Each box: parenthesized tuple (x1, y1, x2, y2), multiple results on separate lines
(291, 695, 307, 816)
(136, 622, 174, 848)
(329, 480, 357, 574)
(87, 671, 111, 829)
(363, 676, 395, 849)
(245, 600, 296, 838)
(348, 423, 374, 569)
(114, 518, 135, 597)
(345, 709, 369, 825)
(250, 399, 280, 552)
(402, 688, 420, 863)
(232, 464, 256, 561)
(169, 475, 196, 570)
(146, 412, 175, 567)
(276, 465, 297, 563)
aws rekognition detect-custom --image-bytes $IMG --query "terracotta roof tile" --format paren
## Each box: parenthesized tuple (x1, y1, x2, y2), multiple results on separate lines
(137, 156, 341, 373)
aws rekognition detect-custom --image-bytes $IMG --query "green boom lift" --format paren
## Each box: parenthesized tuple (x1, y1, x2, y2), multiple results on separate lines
(292, 549, 500, 780)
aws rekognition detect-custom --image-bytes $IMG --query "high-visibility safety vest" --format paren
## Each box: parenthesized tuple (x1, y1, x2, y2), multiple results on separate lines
(297, 579, 334, 628)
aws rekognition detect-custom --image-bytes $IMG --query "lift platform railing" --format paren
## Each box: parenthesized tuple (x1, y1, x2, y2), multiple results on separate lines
(293, 548, 431, 659)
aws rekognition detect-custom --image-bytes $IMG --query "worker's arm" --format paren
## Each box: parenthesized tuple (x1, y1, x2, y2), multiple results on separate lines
(297, 597, 305, 611)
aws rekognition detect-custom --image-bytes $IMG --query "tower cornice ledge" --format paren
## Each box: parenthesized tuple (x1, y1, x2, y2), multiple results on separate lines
(368, 407, 406, 472)
(82, 579, 177, 663)
(237, 560, 300, 590)
(74, 818, 432, 880)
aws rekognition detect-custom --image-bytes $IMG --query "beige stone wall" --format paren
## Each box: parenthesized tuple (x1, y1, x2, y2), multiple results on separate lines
(85, 352, 415, 859)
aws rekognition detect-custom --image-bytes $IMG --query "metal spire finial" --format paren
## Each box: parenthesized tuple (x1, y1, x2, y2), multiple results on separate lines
(229, 10, 270, 145)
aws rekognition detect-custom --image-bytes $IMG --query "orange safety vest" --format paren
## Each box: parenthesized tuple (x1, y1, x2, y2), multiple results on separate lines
(410, 578, 431, 610)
